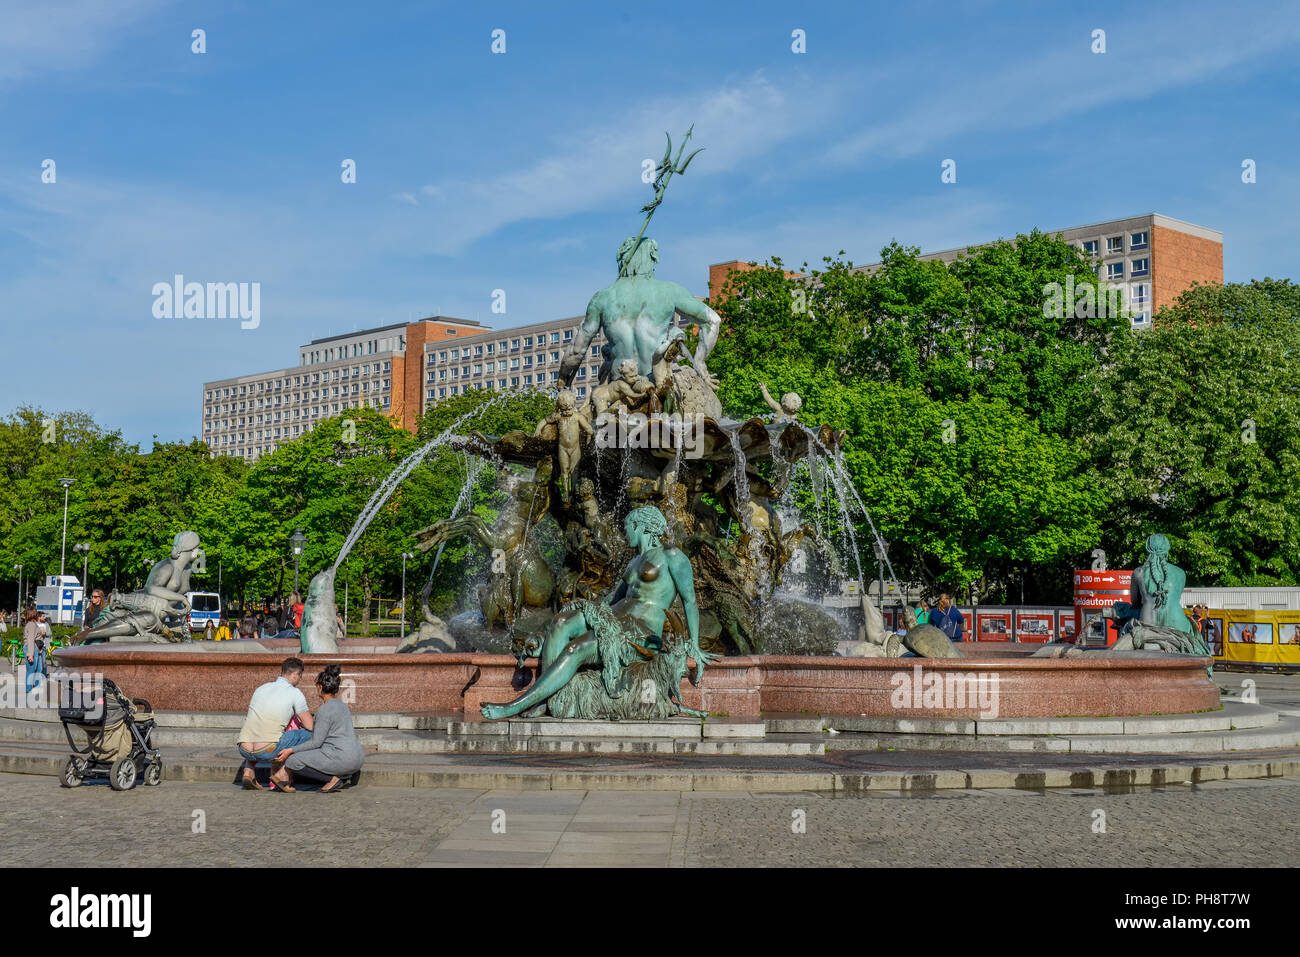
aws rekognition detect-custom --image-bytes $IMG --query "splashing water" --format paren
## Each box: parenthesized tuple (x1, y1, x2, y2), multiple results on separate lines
(332, 389, 541, 571)
(725, 428, 767, 584)
(788, 421, 904, 595)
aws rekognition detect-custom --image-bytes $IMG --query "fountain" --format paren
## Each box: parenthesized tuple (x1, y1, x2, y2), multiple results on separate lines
(56, 129, 1218, 722)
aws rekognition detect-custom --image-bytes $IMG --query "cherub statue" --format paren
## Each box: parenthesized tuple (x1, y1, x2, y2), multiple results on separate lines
(588, 358, 652, 422)
(760, 383, 802, 422)
(534, 389, 593, 502)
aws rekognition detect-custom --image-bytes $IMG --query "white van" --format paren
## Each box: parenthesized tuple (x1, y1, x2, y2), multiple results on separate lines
(187, 592, 222, 633)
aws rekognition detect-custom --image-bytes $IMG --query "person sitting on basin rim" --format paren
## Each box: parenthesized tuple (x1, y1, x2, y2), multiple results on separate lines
(480, 505, 716, 720)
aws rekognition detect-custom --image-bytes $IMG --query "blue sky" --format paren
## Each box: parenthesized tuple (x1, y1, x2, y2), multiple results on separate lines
(2, 0, 1297, 447)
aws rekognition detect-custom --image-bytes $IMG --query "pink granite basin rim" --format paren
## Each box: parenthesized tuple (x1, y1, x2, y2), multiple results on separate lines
(53, 647, 1219, 719)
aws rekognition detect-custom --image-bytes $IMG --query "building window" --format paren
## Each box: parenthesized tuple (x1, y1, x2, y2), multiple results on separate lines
(511, 339, 520, 351)
(1106, 236, 1124, 254)
(475, 346, 483, 356)
(445, 328, 456, 335)
(1131, 283, 1149, 306)
(524, 374, 532, 385)
(563, 330, 572, 341)
(1106, 262, 1125, 280)
(1132, 311, 1151, 325)
(439, 388, 446, 398)
(1130, 258, 1149, 277)
(1130, 231, 1149, 250)
(511, 377, 519, 387)
(498, 379, 506, 388)
(486, 343, 494, 355)
(577, 386, 587, 398)
(550, 332, 560, 344)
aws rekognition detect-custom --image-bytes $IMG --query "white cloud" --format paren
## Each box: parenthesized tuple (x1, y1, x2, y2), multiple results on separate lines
(390, 71, 839, 255)
(827, 7, 1300, 166)
(0, 0, 170, 82)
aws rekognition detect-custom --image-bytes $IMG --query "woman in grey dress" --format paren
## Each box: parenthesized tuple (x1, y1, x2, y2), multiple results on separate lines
(271, 665, 363, 793)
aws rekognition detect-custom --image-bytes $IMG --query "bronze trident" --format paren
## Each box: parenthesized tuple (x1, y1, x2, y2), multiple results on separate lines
(621, 125, 703, 276)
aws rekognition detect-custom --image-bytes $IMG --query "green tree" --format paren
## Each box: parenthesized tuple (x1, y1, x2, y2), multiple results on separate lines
(1088, 280, 1300, 584)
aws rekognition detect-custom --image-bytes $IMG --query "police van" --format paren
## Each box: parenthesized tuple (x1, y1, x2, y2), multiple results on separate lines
(186, 592, 222, 633)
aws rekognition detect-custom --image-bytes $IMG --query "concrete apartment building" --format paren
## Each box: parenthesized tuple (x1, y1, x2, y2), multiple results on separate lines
(418, 315, 607, 415)
(201, 316, 487, 461)
(709, 213, 1224, 327)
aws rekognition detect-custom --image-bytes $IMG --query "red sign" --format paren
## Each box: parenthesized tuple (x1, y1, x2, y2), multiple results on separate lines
(1073, 569, 1133, 646)
(1015, 612, 1055, 643)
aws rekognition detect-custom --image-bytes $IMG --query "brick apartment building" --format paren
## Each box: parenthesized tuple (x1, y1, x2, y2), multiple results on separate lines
(709, 213, 1224, 327)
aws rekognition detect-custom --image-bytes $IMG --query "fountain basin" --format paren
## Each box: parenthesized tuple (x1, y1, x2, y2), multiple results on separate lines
(54, 644, 1218, 718)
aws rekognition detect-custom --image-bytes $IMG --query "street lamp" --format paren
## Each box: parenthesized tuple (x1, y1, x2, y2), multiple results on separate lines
(58, 477, 75, 580)
(400, 552, 415, 641)
(11, 564, 21, 619)
(290, 529, 307, 596)
(73, 543, 90, 590)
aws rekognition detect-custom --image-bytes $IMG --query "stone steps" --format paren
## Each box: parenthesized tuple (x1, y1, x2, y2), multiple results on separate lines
(368, 730, 823, 755)
(2, 702, 1293, 755)
(2, 737, 1297, 793)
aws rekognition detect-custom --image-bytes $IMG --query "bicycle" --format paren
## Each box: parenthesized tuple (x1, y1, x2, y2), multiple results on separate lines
(2, 634, 24, 670)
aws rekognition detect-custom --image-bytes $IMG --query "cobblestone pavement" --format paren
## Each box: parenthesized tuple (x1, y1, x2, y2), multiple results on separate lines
(4, 772, 1296, 867)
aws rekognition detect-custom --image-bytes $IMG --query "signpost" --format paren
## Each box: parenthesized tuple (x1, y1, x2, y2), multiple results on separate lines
(1072, 569, 1133, 646)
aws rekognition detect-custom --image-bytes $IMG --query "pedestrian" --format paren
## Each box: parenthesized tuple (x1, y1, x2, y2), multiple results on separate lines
(239, 609, 257, 639)
(83, 589, 108, 629)
(914, 600, 930, 626)
(235, 657, 315, 790)
(203, 619, 216, 641)
(22, 608, 46, 694)
(272, 664, 363, 793)
(291, 592, 304, 630)
(929, 593, 966, 643)
(214, 617, 233, 641)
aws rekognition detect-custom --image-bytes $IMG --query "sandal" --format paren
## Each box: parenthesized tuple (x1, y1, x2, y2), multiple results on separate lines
(320, 777, 345, 793)
(271, 778, 295, 793)
(241, 775, 262, 791)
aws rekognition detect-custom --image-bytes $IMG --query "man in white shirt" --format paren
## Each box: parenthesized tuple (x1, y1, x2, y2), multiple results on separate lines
(236, 658, 315, 789)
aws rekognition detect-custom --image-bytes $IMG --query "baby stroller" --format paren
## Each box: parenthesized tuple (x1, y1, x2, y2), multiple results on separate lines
(57, 677, 162, 790)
